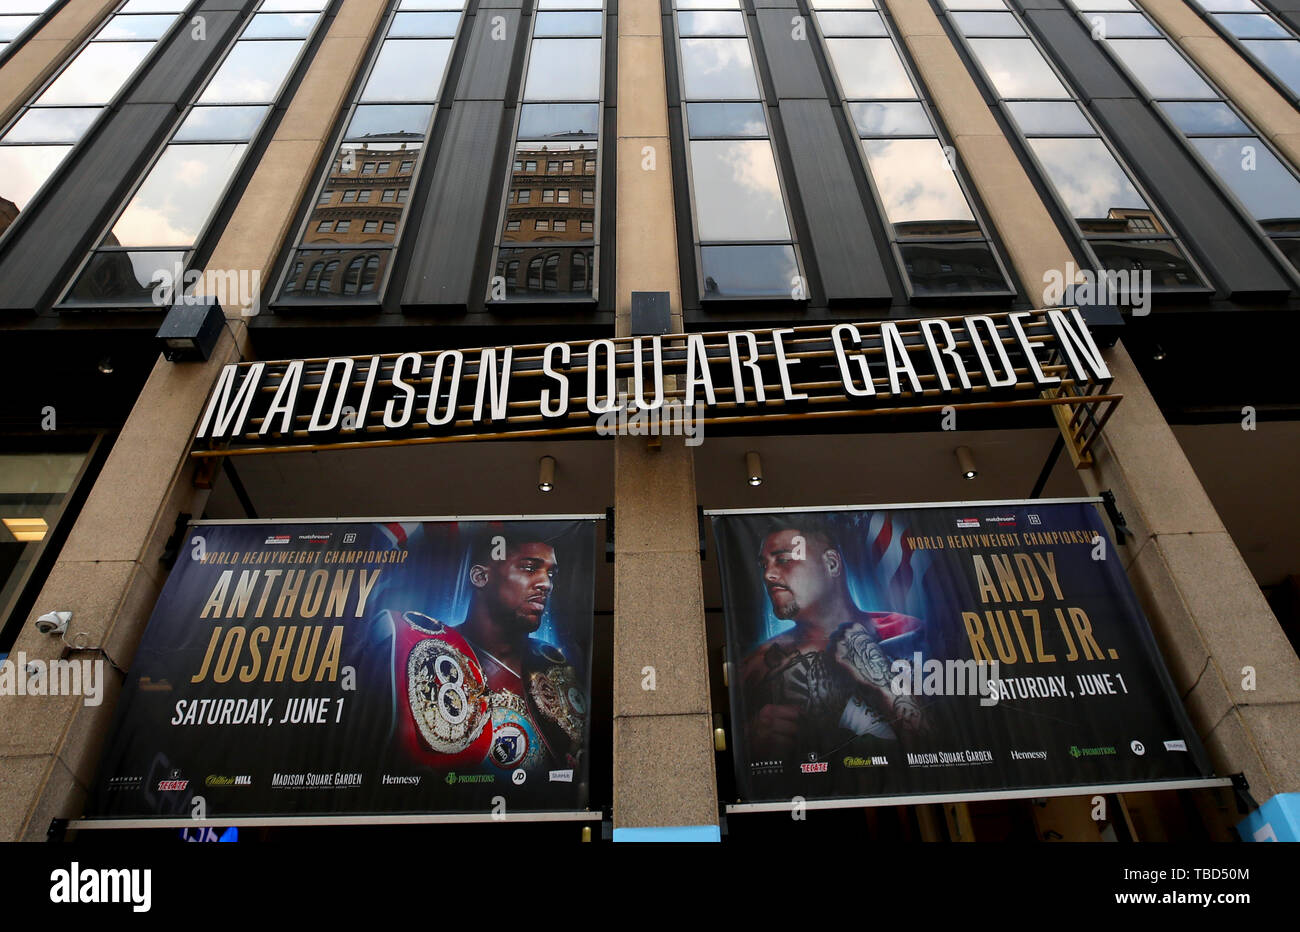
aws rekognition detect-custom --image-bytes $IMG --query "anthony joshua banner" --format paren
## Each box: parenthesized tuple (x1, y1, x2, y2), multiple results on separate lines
(711, 501, 1214, 803)
(88, 518, 596, 819)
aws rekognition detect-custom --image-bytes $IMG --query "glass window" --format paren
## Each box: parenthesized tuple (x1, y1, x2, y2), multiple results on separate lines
(1069, 0, 1135, 9)
(524, 38, 602, 100)
(345, 104, 435, 140)
(949, 12, 1024, 36)
(679, 38, 760, 99)
(899, 241, 1008, 296)
(1216, 13, 1289, 38)
(96, 14, 179, 39)
(940, 0, 1010, 9)
(862, 138, 979, 234)
(1158, 101, 1250, 135)
(1242, 40, 1300, 95)
(1027, 137, 1153, 229)
(63, 249, 185, 303)
(1085, 12, 1159, 37)
(1089, 238, 1200, 286)
(1005, 101, 1094, 135)
(678, 11, 747, 37)
(824, 38, 914, 98)
(335, 220, 350, 232)
(534, 11, 602, 36)
(1190, 0, 1262, 10)
(968, 38, 1069, 97)
(815, 12, 887, 37)
(689, 139, 791, 241)
(2, 107, 100, 143)
(686, 101, 767, 137)
(109, 143, 246, 247)
(506, 219, 521, 231)
(699, 244, 800, 298)
(199, 40, 302, 104)
(360, 39, 454, 102)
(847, 101, 933, 136)
(38, 41, 153, 105)
(554, 219, 566, 231)
(1104, 39, 1217, 98)
(240, 12, 319, 38)
(1188, 136, 1300, 222)
(318, 220, 333, 231)
(518, 103, 600, 138)
(558, 189, 570, 203)
(363, 220, 378, 233)
(537, 219, 550, 231)
(387, 11, 461, 37)
(173, 105, 267, 142)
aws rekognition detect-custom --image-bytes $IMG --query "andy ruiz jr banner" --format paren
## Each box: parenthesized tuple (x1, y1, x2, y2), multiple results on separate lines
(87, 518, 597, 820)
(711, 501, 1214, 803)
(190, 308, 1117, 453)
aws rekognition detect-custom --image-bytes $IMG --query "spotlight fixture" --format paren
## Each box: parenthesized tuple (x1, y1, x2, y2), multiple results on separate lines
(955, 446, 978, 481)
(1152, 344, 1167, 361)
(97, 356, 114, 374)
(745, 451, 763, 487)
(538, 455, 556, 492)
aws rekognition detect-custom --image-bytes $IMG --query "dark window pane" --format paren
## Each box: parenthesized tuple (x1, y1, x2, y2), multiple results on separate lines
(534, 11, 602, 36)
(280, 248, 392, 299)
(65, 249, 185, 304)
(173, 105, 267, 141)
(678, 11, 747, 36)
(847, 101, 933, 136)
(1271, 236, 1300, 269)
(686, 102, 767, 137)
(517, 103, 600, 138)
(1005, 101, 1093, 135)
(1216, 13, 1288, 38)
(1157, 100, 1249, 134)
(345, 104, 434, 140)
(700, 244, 800, 298)
(899, 241, 1008, 295)
(496, 246, 594, 298)
(950, 12, 1023, 36)
(1088, 238, 1203, 287)
(1188, 136, 1300, 221)
(388, 11, 461, 37)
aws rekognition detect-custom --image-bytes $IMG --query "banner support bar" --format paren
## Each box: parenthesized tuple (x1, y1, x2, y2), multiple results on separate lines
(724, 778, 1234, 814)
(704, 496, 1104, 517)
(66, 810, 604, 831)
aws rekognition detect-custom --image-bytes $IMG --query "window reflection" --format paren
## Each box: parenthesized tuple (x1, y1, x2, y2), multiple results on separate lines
(1028, 137, 1153, 230)
(524, 38, 602, 100)
(64, 249, 184, 302)
(689, 139, 790, 241)
(824, 38, 913, 97)
(863, 139, 978, 235)
(110, 144, 246, 247)
(700, 244, 800, 298)
(1188, 137, 1300, 222)
(679, 37, 760, 99)
(360, 39, 454, 101)
(40, 42, 154, 105)
(0, 146, 71, 236)
(1104, 39, 1217, 98)
(968, 38, 1069, 98)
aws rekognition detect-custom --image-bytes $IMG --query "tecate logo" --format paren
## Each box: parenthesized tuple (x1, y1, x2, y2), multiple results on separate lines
(800, 762, 829, 774)
(156, 780, 188, 791)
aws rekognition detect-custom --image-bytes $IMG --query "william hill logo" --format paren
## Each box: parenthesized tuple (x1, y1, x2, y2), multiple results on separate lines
(205, 774, 252, 787)
(843, 755, 889, 768)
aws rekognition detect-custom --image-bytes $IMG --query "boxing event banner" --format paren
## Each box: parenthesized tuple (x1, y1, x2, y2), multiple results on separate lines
(88, 518, 596, 819)
(712, 502, 1214, 803)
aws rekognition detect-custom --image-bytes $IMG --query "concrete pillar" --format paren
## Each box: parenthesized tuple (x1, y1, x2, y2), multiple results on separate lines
(610, 0, 720, 839)
(887, 0, 1300, 811)
(1138, 0, 1300, 169)
(0, 0, 118, 126)
(0, 0, 389, 840)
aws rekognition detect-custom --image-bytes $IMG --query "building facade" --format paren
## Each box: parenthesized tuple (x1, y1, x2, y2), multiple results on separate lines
(0, 0, 1298, 842)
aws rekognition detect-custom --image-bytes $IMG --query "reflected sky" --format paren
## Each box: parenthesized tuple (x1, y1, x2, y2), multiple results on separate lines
(96, 14, 178, 39)
(1158, 101, 1249, 134)
(969, 38, 1069, 98)
(951, 12, 1024, 36)
(1217, 14, 1289, 38)
(689, 139, 790, 240)
(863, 138, 976, 228)
(523, 38, 601, 100)
(848, 101, 933, 136)
(174, 105, 267, 142)
(815, 12, 887, 37)
(1029, 137, 1150, 222)
(1006, 101, 1093, 135)
(199, 40, 303, 104)
(678, 11, 744, 36)
(1243, 40, 1300, 96)
(346, 104, 434, 139)
(825, 38, 914, 98)
(110, 143, 246, 247)
(680, 38, 759, 99)
(687, 102, 766, 137)
(0, 145, 70, 223)
(534, 11, 602, 36)
(38, 42, 152, 106)
(387, 11, 460, 37)
(241, 12, 320, 38)
(3, 107, 99, 143)
(1189, 136, 1300, 220)
(360, 39, 453, 102)
(1105, 39, 1217, 98)
(0, 17, 37, 42)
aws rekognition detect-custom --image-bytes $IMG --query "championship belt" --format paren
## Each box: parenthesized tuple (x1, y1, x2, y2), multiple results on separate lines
(485, 689, 545, 773)
(394, 611, 492, 768)
(523, 642, 587, 765)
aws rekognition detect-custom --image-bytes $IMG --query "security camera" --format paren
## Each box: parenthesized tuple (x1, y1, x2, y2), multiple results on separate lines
(35, 611, 71, 636)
